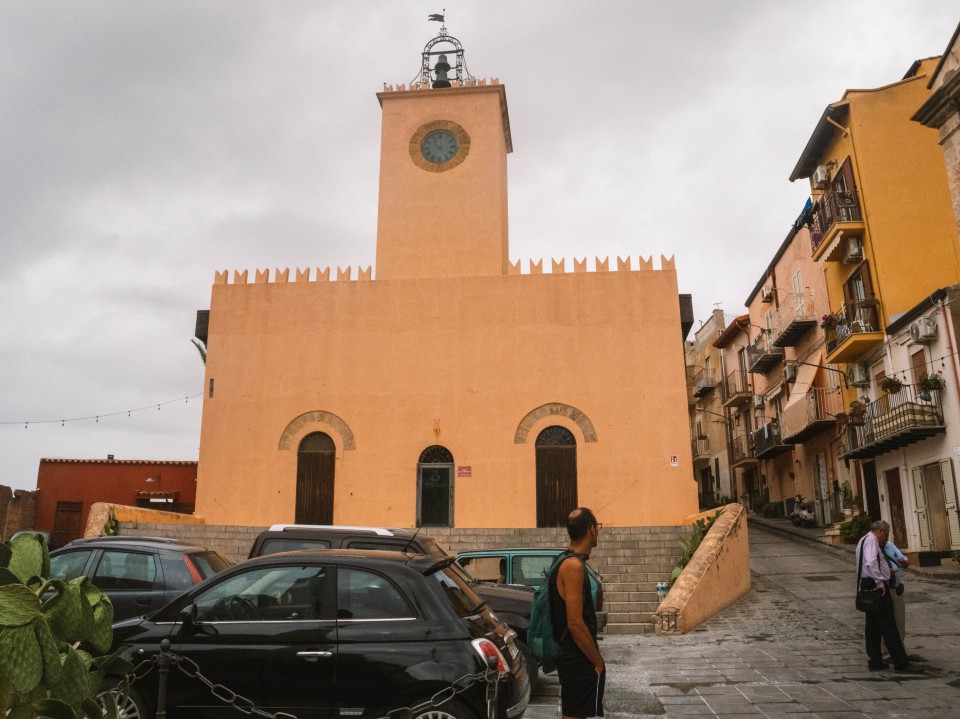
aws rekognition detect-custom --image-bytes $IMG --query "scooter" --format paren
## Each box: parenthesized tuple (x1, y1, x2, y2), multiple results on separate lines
(790, 495, 817, 527)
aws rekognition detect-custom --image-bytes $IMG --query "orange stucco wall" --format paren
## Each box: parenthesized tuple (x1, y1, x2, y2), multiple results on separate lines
(195, 266, 697, 527)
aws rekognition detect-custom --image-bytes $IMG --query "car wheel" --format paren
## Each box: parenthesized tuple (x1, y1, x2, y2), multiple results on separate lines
(517, 640, 539, 690)
(412, 698, 475, 719)
(98, 678, 149, 719)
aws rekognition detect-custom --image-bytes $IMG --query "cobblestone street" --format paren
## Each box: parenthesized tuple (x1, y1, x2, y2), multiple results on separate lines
(526, 521, 960, 718)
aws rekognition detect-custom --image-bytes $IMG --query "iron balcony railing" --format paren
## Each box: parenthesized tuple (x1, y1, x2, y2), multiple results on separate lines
(809, 187, 863, 255)
(842, 385, 946, 460)
(691, 437, 710, 460)
(746, 333, 784, 374)
(780, 387, 843, 443)
(721, 369, 751, 404)
(692, 368, 718, 397)
(768, 291, 817, 347)
(729, 432, 755, 464)
(824, 297, 880, 354)
(753, 421, 792, 458)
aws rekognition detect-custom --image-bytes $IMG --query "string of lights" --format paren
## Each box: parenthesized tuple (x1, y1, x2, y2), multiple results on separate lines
(1, 393, 203, 428)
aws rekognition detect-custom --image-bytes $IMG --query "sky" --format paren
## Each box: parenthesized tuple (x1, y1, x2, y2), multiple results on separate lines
(0, 2, 955, 491)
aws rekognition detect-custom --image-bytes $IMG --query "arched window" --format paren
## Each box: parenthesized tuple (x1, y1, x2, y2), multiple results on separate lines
(417, 445, 454, 528)
(296, 432, 335, 524)
(535, 426, 577, 528)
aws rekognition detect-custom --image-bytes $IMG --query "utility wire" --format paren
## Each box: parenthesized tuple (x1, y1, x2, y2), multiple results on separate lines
(1, 393, 203, 428)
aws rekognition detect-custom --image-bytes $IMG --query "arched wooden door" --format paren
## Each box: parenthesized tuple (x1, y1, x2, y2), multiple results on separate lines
(418, 445, 454, 527)
(296, 432, 335, 524)
(536, 426, 577, 527)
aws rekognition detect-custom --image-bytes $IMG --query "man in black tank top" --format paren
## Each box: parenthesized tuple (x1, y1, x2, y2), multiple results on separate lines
(549, 507, 605, 718)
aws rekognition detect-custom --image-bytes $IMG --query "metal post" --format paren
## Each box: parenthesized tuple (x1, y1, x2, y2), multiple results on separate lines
(155, 639, 177, 719)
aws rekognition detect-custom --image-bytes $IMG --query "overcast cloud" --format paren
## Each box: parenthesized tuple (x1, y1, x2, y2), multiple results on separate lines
(0, 2, 955, 490)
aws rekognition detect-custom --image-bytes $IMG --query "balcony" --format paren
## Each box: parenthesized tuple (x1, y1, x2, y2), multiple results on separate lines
(691, 437, 710, 463)
(729, 432, 757, 468)
(841, 386, 946, 460)
(692, 368, 718, 398)
(809, 188, 865, 261)
(747, 333, 784, 375)
(685, 365, 697, 406)
(769, 291, 817, 348)
(753, 421, 793, 459)
(824, 298, 884, 364)
(781, 387, 843, 444)
(721, 369, 752, 408)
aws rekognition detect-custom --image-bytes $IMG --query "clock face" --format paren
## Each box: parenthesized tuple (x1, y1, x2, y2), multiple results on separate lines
(409, 120, 470, 172)
(421, 130, 459, 164)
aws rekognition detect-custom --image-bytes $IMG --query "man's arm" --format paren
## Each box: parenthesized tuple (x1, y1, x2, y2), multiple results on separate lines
(557, 557, 604, 673)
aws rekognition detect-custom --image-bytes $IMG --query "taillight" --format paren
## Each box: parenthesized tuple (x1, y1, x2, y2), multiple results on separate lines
(183, 555, 204, 584)
(471, 638, 506, 673)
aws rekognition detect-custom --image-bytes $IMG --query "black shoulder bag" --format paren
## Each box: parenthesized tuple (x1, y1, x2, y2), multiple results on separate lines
(855, 535, 882, 613)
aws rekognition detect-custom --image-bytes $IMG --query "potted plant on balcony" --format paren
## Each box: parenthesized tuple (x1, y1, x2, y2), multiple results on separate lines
(819, 313, 836, 331)
(918, 372, 945, 401)
(848, 399, 867, 425)
(880, 376, 903, 394)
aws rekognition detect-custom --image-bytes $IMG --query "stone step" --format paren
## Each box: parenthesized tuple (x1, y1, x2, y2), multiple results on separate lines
(603, 622, 655, 635)
(603, 590, 660, 602)
(593, 564, 676, 576)
(606, 601, 660, 614)
(607, 611, 657, 623)
(598, 582, 665, 594)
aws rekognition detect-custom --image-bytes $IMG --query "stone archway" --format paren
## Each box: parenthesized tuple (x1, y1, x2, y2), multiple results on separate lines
(513, 402, 598, 445)
(278, 410, 356, 451)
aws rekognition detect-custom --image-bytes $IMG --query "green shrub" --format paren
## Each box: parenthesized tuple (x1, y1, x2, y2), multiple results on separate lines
(670, 508, 724, 586)
(839, 512, 873, 540)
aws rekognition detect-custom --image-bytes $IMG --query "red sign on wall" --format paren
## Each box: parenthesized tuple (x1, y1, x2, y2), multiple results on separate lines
(457, 466, 472, 477)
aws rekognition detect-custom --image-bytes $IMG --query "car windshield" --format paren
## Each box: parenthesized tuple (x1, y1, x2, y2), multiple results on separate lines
(430, 562, 484, 617)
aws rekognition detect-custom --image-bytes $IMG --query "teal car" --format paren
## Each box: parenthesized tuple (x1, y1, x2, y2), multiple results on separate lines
(456, 548, 607, 632)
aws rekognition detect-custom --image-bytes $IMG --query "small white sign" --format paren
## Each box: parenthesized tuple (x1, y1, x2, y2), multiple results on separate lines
(669, 455, 679, 467)
(954, 446, 960, 456)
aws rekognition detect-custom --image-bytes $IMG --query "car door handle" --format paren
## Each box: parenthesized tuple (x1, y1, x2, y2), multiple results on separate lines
(296, 651, 333, 661)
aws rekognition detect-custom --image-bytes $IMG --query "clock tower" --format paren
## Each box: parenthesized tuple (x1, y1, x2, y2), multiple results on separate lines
(375, 29, 513, 280)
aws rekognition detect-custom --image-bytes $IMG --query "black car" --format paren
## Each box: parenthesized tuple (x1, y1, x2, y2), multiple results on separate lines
(249, 525, 534, 640)
(107, 549, 530, 719)
(49, 536, 232, 620)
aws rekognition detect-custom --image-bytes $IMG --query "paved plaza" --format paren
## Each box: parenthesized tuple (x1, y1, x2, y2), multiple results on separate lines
(526, 521, 960, 718)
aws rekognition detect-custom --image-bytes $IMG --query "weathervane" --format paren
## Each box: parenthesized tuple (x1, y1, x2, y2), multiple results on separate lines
(413, 10, 476, 88)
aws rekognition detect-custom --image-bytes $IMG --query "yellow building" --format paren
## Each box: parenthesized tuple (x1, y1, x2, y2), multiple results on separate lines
(193, 30, 697, 528)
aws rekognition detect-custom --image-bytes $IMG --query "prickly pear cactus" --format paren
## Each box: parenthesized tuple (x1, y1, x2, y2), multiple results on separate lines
(0, 534, 131, 719)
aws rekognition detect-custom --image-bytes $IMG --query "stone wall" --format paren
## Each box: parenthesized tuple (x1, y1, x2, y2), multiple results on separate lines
(0, 485, 37, 540)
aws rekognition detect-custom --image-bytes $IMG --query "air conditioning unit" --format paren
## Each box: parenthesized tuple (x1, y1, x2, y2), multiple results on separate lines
(813, 165, 831, 189)
(848, 363, 870, 387)
(783, 363, 798, 382)
(910, 316, 938, 344)
(761, 286, 774, 303)
(843, 237, 863, 263)
(752, 395, 766, 408)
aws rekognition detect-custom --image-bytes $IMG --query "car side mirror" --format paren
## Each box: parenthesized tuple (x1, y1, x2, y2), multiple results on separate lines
(176, 604, 198, 637)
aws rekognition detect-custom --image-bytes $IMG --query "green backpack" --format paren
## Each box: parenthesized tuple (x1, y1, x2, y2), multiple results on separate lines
(527, 551, 573, 664)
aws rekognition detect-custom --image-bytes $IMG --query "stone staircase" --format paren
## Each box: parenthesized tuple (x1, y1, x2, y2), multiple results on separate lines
(120, 521, 687, 636)
(426, 525, 687, 636)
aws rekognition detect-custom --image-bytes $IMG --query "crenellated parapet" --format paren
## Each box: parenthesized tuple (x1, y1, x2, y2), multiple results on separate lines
(213, 266, 373, 285)
(506, 255, 676, 275)
(213, 256, 676, 285)
(381, 77, 501, 94)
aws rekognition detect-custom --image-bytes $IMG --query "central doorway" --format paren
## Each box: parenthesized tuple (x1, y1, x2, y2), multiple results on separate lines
(417, 445, 454, 527)
(296, 432, 336, 524)
(536, 426, 578, 528)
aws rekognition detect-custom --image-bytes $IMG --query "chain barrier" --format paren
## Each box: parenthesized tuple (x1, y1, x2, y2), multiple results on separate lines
(103, 639, 503, 719)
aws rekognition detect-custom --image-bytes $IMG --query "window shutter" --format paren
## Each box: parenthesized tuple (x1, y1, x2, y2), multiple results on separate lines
(912, 466, 930, 550)
(911, 350, 926, 385)
(939, 459, 960, 548)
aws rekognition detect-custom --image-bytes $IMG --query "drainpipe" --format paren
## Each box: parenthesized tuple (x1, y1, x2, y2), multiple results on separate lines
(936, 293, 960, 411)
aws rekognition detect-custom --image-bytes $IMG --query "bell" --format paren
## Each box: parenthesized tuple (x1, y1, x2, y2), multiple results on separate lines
(432, 53, 452, 88)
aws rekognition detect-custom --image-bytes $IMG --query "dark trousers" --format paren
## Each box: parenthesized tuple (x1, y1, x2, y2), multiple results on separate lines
(865, 589, 908, 667)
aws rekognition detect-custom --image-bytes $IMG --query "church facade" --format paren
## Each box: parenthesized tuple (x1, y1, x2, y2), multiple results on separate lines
(193, 32, 697, 528)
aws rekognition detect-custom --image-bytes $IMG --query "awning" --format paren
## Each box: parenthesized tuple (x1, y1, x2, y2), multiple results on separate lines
(780, 355, 822, 437)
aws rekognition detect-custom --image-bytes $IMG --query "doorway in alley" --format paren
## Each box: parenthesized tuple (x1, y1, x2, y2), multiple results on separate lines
(913, 460, 960, 551)
(863, 461, 881, 522)
(536, 426, 577, 527)
(884, 468, 908, 548)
